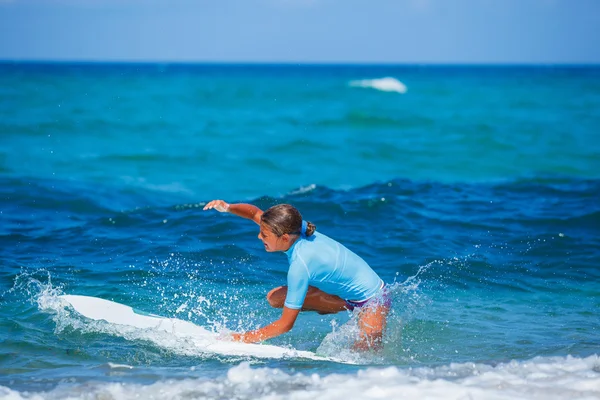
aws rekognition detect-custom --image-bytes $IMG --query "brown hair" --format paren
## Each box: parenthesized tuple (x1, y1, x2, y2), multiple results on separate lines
(261, 204, 316, 237)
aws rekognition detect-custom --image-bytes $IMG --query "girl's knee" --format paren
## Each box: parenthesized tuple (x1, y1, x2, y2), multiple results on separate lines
(267, 286, 287, 308)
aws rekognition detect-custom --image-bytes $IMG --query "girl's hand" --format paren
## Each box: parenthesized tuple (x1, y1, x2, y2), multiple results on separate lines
(216, 331, 234, 341)
(203, 200, 230, 213)
(214, 329, 245, 343)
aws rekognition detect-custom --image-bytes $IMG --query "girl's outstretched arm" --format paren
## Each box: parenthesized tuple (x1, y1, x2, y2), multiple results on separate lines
(203, 200, 263, 225)
(231, 307, 301, 343)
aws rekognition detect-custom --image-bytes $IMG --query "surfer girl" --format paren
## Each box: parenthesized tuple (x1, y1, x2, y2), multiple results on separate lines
(203, 200, 390, 350)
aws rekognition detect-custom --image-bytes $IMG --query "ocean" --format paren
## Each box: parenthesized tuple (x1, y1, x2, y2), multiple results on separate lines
(0, 62, 599, 399)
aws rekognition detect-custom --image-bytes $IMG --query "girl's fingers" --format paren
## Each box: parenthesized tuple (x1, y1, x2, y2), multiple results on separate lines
(203, 200, 229, 212)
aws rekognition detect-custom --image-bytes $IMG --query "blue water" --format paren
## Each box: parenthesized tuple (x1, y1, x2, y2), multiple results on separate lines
(1, 63, 599, 399)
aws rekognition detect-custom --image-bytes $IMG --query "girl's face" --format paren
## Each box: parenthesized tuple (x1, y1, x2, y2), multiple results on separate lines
(258, 223, 292, 252)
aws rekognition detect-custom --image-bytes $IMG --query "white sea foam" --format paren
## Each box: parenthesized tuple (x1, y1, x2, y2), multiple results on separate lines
(349, 77, 408, 93)
(2, 356, 599, 400)
(288, 183, 317, 195)
(106, 363, 134, 370)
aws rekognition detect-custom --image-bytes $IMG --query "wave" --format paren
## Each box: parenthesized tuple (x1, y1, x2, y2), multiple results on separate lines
(349, 77, 408, 93)
(2, 355, 598, 400)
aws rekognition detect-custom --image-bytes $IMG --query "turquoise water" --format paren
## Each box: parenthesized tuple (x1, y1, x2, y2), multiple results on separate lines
(1, 63, 599, 399)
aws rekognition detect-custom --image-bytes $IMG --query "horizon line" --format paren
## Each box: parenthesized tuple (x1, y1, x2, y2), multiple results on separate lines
(1, 59, 600, 67)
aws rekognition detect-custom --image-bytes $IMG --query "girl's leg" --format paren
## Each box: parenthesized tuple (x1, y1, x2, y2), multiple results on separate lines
(354, 303, 389, 351)
(267, 285, 348, 314)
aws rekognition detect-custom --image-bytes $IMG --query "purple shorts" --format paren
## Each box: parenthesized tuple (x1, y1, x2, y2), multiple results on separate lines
(345, 286, 391, 311)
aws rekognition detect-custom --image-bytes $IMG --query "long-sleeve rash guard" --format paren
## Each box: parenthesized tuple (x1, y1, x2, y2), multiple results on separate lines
(283, 231, 383, 310)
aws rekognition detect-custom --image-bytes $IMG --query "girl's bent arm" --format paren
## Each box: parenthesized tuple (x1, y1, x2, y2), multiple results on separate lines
(229, 203, 263, 225)
(203, 200, 263, 225)
(232, 307, 300, 343)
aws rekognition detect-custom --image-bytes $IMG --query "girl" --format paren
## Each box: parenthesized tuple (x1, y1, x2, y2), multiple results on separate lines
(203, 200, 389, 350)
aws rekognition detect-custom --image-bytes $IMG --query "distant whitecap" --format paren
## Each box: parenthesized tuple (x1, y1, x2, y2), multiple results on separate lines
(289, 184, 317, 195)
(106, 363, 134, 370)
(349, 77, 408, 93)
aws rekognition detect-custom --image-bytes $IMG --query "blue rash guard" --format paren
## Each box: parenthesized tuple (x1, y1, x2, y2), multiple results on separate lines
(283, 231, 384, 310)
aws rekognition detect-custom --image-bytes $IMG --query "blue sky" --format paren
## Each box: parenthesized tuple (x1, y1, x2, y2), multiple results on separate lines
(1, 0, 598, 63)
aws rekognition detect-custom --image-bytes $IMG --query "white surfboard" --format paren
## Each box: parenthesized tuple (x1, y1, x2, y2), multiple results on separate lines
(59, 294, 335, 362)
